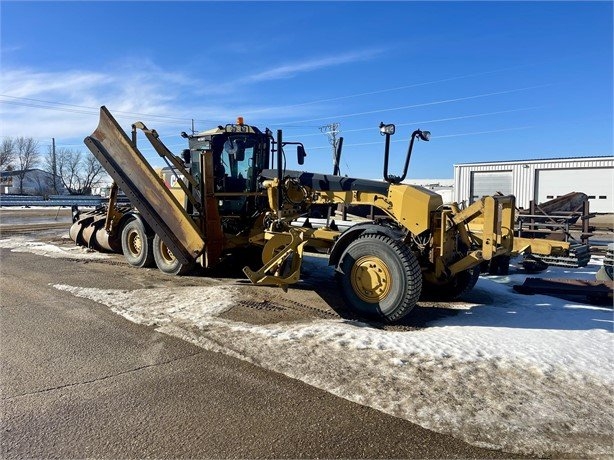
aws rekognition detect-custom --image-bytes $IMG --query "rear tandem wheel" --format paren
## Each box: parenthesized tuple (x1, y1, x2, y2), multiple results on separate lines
(120, 219, 155, 268)
(152, 234, 194, 276)
(420, 266, 480, 300)
(335, 234, 422, 322)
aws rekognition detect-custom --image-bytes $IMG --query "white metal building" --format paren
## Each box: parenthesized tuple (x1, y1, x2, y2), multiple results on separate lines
(454, 156, 614, 213)
(406, 179, 454, 204)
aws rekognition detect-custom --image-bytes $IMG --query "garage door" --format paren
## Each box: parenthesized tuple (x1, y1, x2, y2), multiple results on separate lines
(470, 171, 512, 203)
(536, 168, 613, 213)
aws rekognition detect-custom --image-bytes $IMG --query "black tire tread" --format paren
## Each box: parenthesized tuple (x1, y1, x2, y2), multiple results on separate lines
(152, 234, 193, 276)
(336, 233, 422, 322)
(120, 218, 155, 268)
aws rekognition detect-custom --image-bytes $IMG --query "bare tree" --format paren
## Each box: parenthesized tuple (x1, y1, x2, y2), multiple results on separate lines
(43, 144, 62, 193)
(52, 147, 105, 194)
(0, 137, 16, 171)
(81, 153, 105, 194)
(32, 172, 55, 196)
(56, 148, 81, 194)
(15, 137, 40, 194)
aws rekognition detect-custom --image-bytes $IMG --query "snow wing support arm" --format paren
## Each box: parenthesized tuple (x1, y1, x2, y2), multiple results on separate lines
(443, 195, 516, 276)
(132, 121, 201, 212)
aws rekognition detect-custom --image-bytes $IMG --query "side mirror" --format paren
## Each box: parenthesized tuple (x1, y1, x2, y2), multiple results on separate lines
(297, 145, 306, 165)
(224, 138, 245, 162)
(418, 130, 431, 141)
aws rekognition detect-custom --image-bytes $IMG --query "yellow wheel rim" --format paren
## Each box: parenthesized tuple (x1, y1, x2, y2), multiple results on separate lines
(350, 255, 392, 303)
(127, 230, 142, 256)
(159, 240, 176, 264)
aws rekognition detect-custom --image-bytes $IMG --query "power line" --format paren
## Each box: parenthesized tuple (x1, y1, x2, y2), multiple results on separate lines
(433, 126, 533, 139)
(236, 64, 536, 115)
(1, 80, 546, 150)
(280, 85, 549, 125)
(1, 79, 547, 133)
(289, 106, 541, 139)
(306, 125, 533, 151)
(0, 99, 100, 116)
(0, 95, 217, 125)
(2, 62, 537, 125)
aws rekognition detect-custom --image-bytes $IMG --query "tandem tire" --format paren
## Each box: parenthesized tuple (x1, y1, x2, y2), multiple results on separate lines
(152, 234, 194, 276)
(121, 218, 155, 268)
(335, 234, 422, 322)
(421, 266, 480, 300)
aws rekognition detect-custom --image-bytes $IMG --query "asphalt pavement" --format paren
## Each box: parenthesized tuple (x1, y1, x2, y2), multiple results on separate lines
(0, 240, 517, 458)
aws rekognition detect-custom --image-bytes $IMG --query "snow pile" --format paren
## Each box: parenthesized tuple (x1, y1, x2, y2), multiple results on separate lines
(53, 255, 614, 458)
(0, 235, 110, 260)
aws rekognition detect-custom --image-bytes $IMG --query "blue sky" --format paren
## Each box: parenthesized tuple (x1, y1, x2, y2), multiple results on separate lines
(1, 1, 612, 180)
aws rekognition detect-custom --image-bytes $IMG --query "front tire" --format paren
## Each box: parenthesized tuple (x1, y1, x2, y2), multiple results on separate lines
(121, 219, 155, 268)
(152, 234, 193, 276)
(336, 234, 422, 322)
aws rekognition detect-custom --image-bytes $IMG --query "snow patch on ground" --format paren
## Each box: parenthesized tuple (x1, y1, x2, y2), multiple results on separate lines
(0, 236, 110, 259)
(53, 254, 614, 458)
(53, 284, 239, 324)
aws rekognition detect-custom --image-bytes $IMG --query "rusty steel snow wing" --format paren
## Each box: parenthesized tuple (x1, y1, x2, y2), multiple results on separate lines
(84, 106, 205, 265)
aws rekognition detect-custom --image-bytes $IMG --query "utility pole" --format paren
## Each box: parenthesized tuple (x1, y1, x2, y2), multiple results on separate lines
(52, 137, 58, 194)
(319, 122, 340, 174)
(319, 122, 346, 219)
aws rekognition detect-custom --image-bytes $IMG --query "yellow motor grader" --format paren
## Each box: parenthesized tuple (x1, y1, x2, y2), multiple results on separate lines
(70, 107, 515, 322)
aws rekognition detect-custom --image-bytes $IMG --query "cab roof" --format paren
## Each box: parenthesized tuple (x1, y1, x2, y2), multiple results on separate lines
(194, 123, 264, 137)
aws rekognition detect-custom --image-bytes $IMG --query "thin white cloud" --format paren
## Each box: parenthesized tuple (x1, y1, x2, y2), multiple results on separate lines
(1, 69, 112, 98)
(0, 61, 328, 160)
(243, 48, 384, 83)
(0, 64, 194, 140)
(0, 44, 24, 55)
(0, 47, 382, 152)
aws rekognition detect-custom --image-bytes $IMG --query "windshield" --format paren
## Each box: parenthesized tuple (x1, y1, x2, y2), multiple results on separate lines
(222, 136, 255, 181)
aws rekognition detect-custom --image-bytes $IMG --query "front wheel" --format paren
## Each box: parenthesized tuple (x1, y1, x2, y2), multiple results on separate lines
(335, 234, 422, 322)
(152, 234, 194, 276)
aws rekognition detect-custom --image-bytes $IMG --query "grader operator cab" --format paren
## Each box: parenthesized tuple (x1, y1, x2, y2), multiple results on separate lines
(70, 106, 516, 322)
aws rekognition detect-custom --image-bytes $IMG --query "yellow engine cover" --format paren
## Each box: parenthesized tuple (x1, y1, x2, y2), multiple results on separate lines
(388, 184, 443, 235)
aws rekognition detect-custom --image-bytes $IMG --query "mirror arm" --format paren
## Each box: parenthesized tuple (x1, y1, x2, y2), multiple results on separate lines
(281, 141, 306, 166)
(397, 130, 420, 183)
(276, 130, 283, 216)
(382, 131, 393, 182)
(384, 129, 425, 184)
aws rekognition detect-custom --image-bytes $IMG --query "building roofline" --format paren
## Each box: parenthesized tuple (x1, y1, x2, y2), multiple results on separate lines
(0, 168, 57, 177)
(454, 155, 613, 167)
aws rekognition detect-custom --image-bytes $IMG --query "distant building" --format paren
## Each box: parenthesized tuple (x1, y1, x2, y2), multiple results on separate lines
(405, 179, 454, 204)
(91, 183, 114, 197)
(454, 156, 614, 213)
(0, 169, 66, 196)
